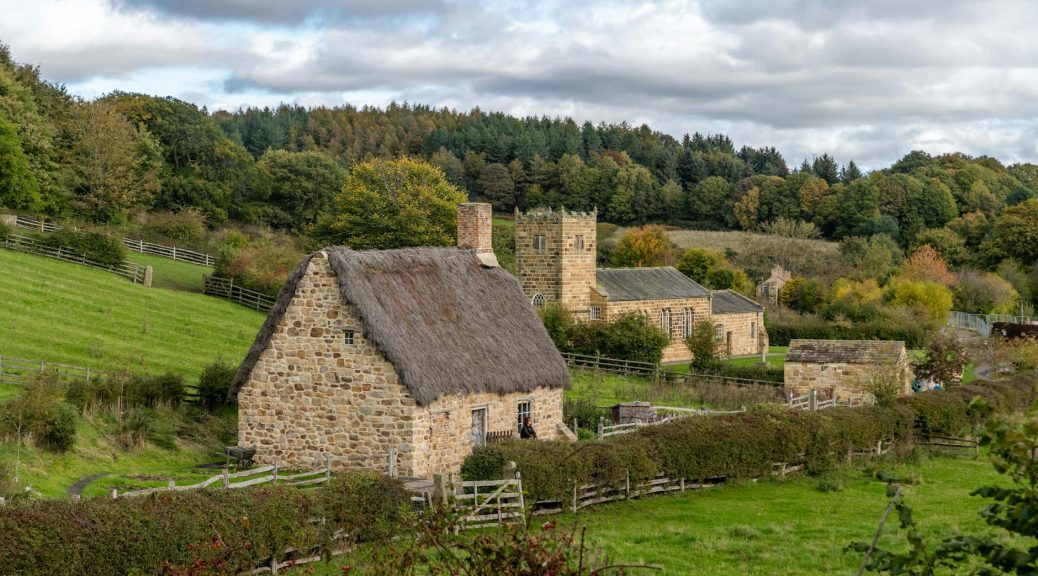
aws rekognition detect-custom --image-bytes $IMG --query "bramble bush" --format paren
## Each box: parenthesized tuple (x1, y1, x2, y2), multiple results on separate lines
(196, 360, 237, 410)
(463, 377, 1035, 502)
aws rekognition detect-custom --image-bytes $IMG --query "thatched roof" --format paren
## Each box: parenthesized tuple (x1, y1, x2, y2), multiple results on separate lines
(711, 289, 763, 315)
(230, 247, 568, 406)
(595, 267, 710, 301)
(786, 339, 906, 365)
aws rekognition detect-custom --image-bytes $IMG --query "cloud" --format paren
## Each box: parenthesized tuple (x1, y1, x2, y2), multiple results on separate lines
(6, 0, 1038, 169)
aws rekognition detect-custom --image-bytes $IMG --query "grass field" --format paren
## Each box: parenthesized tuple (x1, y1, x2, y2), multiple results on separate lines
(291, 455, 1005, 575)
(0, 248, 265, 382)
(568, 369, 702, 408)
(125, 252, 210, 292)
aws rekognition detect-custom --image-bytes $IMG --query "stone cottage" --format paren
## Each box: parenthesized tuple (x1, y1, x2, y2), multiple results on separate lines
(757, 264, 792, 306)
(230, 203, 568, 478)
(784, 339, 912, 402)
(514, 207, 767, 363)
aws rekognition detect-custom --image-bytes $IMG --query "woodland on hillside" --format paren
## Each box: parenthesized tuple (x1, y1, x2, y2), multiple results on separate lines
(2, 43, 1038, 322)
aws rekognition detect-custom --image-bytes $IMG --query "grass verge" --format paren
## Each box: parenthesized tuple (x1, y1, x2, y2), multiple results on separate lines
(125, 252, 210, 292)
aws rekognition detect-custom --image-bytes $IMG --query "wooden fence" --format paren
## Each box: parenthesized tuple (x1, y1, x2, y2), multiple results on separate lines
(786, 389, 874, 411)
(203, 275, 277, 312)
(111, 458, 332, 499)
(561, 351, 782, 389)
(2, 233, 148, 284)
(14, 215, 214, 267)
(0, 354, 110, 386)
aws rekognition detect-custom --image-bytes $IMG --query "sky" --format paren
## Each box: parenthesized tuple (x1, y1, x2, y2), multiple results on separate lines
(3, 0, 1038, 170)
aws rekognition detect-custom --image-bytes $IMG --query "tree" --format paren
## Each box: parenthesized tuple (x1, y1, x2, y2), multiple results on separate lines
(979, 199, 1038, 267)
(611, 225, 678, 267)
(952, 269, 1019, 314)
(733, 185, 760, 230)
(912, 228, 970, 267)
(676, 248, 725, 285)
(839, 160, 863, 183)
(0, 114, 41, 210)
(312, 158, 467, 249)
(913, 333, 967, 387)
(779, 277, 829, 314)
(258, 149, 346, 231)
(688, 176, 731, 224)
(812, 153, 839, 185)
(900, 245, 956, 286)
(476, 162, 515, 211)
(885, 278, 954, 323)
(841, 235, 903, 282)
(65, 100, 161, 223)
(686, 320, 724, 370)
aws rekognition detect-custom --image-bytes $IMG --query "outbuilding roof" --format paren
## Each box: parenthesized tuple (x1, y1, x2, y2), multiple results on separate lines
(711, 289, 763, 315)
(785, 339, 906, 365)
(595, 267, 710, 301)
(230, 246, 569, 406)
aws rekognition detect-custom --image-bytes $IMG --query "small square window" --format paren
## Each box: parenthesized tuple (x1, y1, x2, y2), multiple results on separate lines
(589, 306, 602, 321)
(343, 330, 355, 345)
(534, 235, 547, 251)
(574, 235, 584, 250)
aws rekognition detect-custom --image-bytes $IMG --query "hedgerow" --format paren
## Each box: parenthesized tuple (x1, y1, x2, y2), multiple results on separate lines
(0, 474, 411, 576)
(463, 377, 1035, 502)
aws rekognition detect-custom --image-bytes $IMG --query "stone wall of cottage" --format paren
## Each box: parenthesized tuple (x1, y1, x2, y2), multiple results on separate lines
(784, 355, 913, 401)
(600, 296, 712, 363)
(411, 387, 565, 478)
(714, 311, 766, 357)
(237, 253, 421, 476)
(515, 208, 596, 317)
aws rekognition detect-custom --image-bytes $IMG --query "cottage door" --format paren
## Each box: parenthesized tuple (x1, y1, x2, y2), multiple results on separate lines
(471, 408, 487, 447)
(726, 332, 733, 355)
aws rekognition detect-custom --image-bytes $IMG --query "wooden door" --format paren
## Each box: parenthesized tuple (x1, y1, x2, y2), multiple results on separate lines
(471, 408, 487, 448)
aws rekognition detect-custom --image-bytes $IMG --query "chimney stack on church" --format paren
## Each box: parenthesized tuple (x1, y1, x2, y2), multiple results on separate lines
(456, 203, 499, 267)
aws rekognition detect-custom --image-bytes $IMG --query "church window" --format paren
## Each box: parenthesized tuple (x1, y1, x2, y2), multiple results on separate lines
(532, 293, 545, 307)
(659, 309, 671, 334)
(682, 308, 694, 338)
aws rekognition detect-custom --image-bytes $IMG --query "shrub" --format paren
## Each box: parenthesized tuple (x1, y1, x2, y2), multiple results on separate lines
(765, 311, 933, 348)
(196, 360, 237, 410)
(40, 229, 126, 267)
(563, 397, 607, 433)
(702, 363, 785, 383)
(598, 313, 670, 364)
(0, 219, 11, 241)
(137, 208, 208, 247)
(212, 228, 303, 297)
(686, 320, 724, 370)
(322, 471, 410, 543)
(67, 372, 185, 411)
(1, 379, 78, 453)
(463, 378, 1035, 503)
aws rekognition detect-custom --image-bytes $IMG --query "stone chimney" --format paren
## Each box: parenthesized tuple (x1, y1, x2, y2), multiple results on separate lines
(457, 203, 499, 267)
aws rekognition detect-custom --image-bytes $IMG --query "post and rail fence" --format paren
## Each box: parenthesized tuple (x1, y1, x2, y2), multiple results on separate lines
(2, 233, 148, 284)
(111, 457, 333, 500)
(12, 215, 214, 267)
(0, 354, 110, 386)
(559, 351, 782, 389)
(203, 275, 277, 312)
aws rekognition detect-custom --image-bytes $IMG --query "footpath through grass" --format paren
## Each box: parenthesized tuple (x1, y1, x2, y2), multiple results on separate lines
(0, 249, 264, 382)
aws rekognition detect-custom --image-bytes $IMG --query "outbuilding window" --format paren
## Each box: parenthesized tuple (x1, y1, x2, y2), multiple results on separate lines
(343, 330, 355, 345)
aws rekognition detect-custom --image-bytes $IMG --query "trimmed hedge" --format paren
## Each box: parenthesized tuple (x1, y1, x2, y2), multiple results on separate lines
(463, 377, 1036, 503)
(0, 473, 410, 576)
(766, 314, 933, 349)
(701, 362, 785, 383)
(39, 229, 126, 267)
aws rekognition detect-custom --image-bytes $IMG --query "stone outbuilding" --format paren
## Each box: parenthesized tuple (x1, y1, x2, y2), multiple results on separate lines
(710, 289, 767, 357)
(231, 203, 569, 478)
(757, 264, 792, 306)
(784, 339, 913, 402)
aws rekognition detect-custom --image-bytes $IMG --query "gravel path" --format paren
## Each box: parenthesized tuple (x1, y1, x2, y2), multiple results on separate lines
(67, 473, 107, 497)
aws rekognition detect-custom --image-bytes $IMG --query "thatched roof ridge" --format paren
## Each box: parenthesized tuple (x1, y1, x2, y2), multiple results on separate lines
(786, 339, 906, 365)
(231, 246, 568, 406)
(229, 253, 316, 399)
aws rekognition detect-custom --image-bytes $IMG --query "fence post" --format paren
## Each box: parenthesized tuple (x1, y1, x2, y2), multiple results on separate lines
(572, 481, 578, 513)
(0, 355, 4, 383)
(139, 239, 144, 253)
(808, 389, 817, 411)
(222, 468, 229, 488)
(144, 265, 153, 288)
(168, 480, 176, 491)
(172, 245, 177, 261)
(573, 418, 578, 438)
(273, 460, 279, 484)
(325, 455, 332, 482)
(625, 471, 630, 499)
(388, 449, 398, 478)
(110, 488, 118, 499)
(597, 416, 604, 440)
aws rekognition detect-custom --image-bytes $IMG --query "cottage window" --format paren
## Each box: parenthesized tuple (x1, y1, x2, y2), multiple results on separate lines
(750, 321, 756, 339)
(574, 235, 584, 250)
(713, 323, 723, 341)
(659, 309, 671, 334)
(532, 293, 545, 308)
(343, 330, 355, 345)
(517, 400, 532, 431)
(589, 306, 602, 321)
(682, 308, 694, 338)
(534, 235, 547, 251)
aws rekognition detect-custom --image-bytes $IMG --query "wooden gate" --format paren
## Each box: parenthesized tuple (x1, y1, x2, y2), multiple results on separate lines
(453, 474, 525, 529)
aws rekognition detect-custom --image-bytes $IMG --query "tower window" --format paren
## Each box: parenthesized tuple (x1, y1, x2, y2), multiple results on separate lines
(533, 235, 547, 251)
(532, 293, 545, 307)
(574, 235, 584, 250)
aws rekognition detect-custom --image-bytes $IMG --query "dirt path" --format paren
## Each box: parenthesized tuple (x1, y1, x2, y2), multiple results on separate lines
(67, 473, 107, 498)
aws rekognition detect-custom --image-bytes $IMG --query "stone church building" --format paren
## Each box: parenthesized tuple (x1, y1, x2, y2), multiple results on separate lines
(231, 204, 568, 478)
(514, 207, 767, 363)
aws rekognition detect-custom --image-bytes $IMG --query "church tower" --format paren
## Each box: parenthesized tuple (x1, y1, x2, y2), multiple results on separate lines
(514, 207, 597, 318)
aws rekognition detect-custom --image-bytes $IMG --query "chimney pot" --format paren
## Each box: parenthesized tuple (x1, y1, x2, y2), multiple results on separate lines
(457, 203, 498, 267)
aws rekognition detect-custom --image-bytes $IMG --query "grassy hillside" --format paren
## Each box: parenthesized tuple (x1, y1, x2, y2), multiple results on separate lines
(0, 249, 265, 382)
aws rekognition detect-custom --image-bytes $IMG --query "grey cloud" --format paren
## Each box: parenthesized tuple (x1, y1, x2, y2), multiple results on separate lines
(110, 0, 446, 24)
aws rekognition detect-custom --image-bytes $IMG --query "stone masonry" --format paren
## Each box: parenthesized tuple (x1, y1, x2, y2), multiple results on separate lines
(714, 311, 766, 357)
(594, 296, 711, 363)
(237, 252, 564, 478)
(515, 207, 596, 317)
